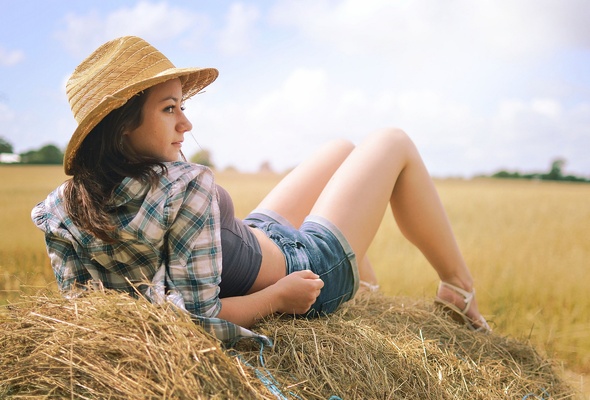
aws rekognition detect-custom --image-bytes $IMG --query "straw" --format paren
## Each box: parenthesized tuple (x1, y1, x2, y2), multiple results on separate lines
(0, 288, 575, 399)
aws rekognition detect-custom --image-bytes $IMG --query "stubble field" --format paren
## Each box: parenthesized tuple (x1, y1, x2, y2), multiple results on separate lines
(1, 165, 589, 385)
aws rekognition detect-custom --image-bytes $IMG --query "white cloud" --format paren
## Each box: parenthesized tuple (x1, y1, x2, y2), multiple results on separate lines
(530, 99, 562, 119)
(217, 3, 260, 56)
(41, 1, 589, 177)
(486, 96, 590, 174)
(395, 91, 462, 121)
(186, 67, 482, 172)
(105, 2, 198, 39)
(497, 97, 563, 133)
(259, 0, 590, 176)
(270, 0, 590, 59)
(0, 46, 24, 66)
(265, 0, 590, 118)
(251, 69, 328, 118)
(185, 62, 590, 177)
(183, 68, 336, 171)
(56, 2, 207, 57)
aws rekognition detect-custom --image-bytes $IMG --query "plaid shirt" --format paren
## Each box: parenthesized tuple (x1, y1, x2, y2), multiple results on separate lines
(32, 161, 269, 346)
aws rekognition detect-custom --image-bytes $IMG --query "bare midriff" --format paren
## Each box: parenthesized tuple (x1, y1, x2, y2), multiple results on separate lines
(246, 227, 287, 294)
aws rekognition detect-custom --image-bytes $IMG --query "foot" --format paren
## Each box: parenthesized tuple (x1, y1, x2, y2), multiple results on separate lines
(435, 281, 491, 332)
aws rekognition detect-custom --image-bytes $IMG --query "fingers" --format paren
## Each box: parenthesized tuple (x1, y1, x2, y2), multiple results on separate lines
(292, 269, 318, 279)
(275, 270, 325, 314)
(291, 269, 325, 288)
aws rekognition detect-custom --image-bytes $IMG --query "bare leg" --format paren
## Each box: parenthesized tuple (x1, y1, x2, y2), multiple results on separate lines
(256, 139, 354, 228)
(310, 128, 486, 326)
(254, 139, 378, 284)
(358, 255, 379, 289)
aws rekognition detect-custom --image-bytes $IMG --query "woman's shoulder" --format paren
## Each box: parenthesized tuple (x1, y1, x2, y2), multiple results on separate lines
(162, 161, 214, 183)
(158, 161, 217, 196)
(156, 162, 218, 226)
(114, 162, 216, 210)
(115, 162, 214, 202)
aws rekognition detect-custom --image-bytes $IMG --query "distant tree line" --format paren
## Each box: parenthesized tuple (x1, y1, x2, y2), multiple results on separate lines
(189, 148, 214, 168)
(0, 136, 64, 165)
(491, 158, 589, 183)
(18, 136, 585, 182)
(2, 137, 215, 167)
(19, 144, 64, 164)
(0, 137, 14, 154)
(2, 137, 217, 168)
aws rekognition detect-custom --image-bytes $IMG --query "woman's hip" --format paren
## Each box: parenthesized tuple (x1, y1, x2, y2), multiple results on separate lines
(244, 210, 360, 316)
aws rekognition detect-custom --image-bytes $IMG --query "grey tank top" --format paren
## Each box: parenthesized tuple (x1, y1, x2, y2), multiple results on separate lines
(216, 185, 262, 298)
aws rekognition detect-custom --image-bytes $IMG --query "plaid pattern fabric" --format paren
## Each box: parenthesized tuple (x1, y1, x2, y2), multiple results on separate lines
(32, 161, 269, 346)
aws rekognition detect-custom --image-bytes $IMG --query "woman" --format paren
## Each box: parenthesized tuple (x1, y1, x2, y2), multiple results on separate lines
(32, 36, 490, 344)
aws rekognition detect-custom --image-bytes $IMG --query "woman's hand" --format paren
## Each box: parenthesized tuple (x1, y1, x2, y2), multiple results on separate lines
(218, 270, 324, 328)
(273, 270, 324, 314)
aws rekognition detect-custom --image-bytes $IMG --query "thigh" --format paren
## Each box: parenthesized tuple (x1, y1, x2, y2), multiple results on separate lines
(255, 139, 355, 227)
(310, 128, 418, 260)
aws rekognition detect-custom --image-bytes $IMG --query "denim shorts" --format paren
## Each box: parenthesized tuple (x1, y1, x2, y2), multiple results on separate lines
(243, 209, 359, 317)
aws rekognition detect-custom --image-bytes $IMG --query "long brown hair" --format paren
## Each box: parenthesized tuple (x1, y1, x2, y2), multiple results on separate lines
(63, 90, 166, 242)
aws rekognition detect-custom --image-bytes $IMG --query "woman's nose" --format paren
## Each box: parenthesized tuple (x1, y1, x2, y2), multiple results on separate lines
(178, 112, 193, 133)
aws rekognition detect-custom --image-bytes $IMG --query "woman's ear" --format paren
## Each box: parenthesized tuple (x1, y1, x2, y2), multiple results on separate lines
(119, 132, 127, 147)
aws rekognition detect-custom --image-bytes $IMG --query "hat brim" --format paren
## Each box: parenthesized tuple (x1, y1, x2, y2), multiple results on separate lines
(64, 66, 218, 175)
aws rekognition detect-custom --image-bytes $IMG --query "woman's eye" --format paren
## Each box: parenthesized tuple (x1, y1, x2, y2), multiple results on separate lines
(164, 103, 185, 113)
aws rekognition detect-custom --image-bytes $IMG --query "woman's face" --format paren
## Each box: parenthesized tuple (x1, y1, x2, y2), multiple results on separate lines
(124, 78, 192, 162)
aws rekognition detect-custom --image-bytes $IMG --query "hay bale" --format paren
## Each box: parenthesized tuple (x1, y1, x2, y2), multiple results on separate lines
(237, 293, 575, 399)
(0, 290, 271, 399)
(1, 289, 575, 399)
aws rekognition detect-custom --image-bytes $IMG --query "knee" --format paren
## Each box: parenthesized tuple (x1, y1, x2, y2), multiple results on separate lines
(362, 128, 420, 165)
(327, 138, 356, 156)
(369, 127, 415, 151)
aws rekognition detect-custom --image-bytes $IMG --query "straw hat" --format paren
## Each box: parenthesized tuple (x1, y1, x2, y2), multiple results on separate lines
(63, 36, 219, 175)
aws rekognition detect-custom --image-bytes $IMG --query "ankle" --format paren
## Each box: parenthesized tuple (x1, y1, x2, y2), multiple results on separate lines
(441, 276, 473, 292)
(439, 269, 474, 293)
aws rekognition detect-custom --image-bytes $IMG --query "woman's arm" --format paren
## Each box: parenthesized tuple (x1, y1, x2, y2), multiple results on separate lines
(217, 270, 324, 328)
(164, 164, 324, 328)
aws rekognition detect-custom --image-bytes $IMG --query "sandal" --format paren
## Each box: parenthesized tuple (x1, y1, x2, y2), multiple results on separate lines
(359, 280, 380, 292)
(434, 281, 491, 332)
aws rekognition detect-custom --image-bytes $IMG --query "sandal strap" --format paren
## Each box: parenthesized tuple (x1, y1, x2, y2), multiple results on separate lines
(359, 281, 380, 292)
(438, 281, 475, 314)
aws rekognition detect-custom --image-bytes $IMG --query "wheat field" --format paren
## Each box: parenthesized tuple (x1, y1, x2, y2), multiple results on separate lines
(1, 165, 589, 382)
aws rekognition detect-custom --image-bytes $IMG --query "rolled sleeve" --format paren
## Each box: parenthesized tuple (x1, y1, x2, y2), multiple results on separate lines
(32, 195, 93, 292)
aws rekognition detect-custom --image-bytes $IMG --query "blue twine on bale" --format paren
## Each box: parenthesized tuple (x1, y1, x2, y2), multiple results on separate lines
(233, 338, 342, 400)
(522, 387, 550, 399)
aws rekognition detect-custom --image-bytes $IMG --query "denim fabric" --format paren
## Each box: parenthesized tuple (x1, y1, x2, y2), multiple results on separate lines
(244, 209, 359, 317)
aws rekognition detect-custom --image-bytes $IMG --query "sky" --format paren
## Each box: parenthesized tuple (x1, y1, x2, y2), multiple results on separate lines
(0, 0, 589, 177)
